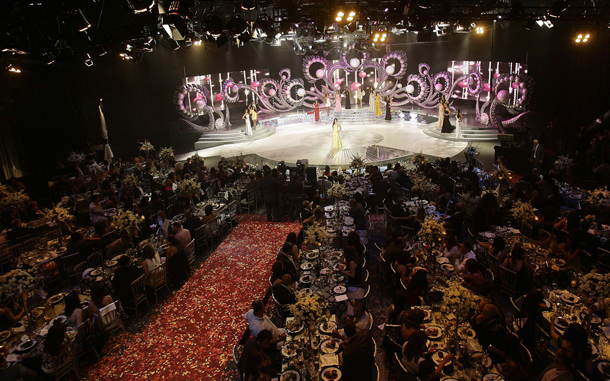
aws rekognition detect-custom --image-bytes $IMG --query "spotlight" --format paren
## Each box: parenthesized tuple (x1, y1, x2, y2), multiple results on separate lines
(193, 40, 202, 45)
(476, 26, 484, 34)
(335, 16, 342, 22)
(204, 15, 224, 39)
(227, 15, 249, 37)
(44, 53, 55, 65)
(6, 64, 21, 73)
(371, 29, 387, 44)
(548, 0, 572, 18)
(71, 9, 91, 32)
(575, 33, 590, 43)
(241, 0, 257, 11)
(83, 53, 93, 67)
(523, 18, 536, 31)
(94, 44, 107, 56)
(337, 11, 345, 17)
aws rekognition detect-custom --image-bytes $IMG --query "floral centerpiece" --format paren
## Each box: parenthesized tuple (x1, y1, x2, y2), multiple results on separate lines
(304, 221, 331, 245)
(350, 156, 365, 171)
(175, 178, 202, 199)
(412, 152, 428, 167)
(578, 272, 610, 300)
(511, 201, 537, 223)
(437, 279, 481, 315)
(229, 155, 246, 169)
(418, 217, 445, 244)
(0, 269, 38, 298)
(464, 143, 480, 162)
(88, 162, 106, 176)
(289, 292, 327, 323)
(139, 139, 155, 152)
(326, 183, 349, 199)
(0, 190, 30, 209)
(41, 205, 75, 224)
(111, 210, 141, 234)
(158, 147, 174, 162)
(122, 174, 140, 189)
(411, 175, 437, 197)
(588, 187, 610, 207)
(67, 151, 85, 163)
(555, 155, 574, 170)
(492, 167, 512, 181)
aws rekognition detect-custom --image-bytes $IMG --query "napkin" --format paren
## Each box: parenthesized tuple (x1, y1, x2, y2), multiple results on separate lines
(6, 354, 19, 363)
(335, 294, 348, 302)
(320, 354, 339, 367)
(436, 257, 449, 264)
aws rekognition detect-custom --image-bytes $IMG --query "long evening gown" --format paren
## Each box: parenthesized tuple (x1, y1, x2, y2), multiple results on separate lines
(385, 98, 392, 121)
(438, 103, 444, 128)
(335, 93, 342, 113)
(369, 92, 375, 112)
(314, 103, 320, 121)
(332, 122, 342, 150)
(345, 91, 351, 110)
(375, 95, 383, 116)
(441, 111, 454, 133)
(245, 116, 253, 136)
(455, 116, 462, 138)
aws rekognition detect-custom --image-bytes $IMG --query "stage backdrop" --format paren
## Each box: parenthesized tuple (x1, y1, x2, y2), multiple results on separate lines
(1, 22, 609, 176)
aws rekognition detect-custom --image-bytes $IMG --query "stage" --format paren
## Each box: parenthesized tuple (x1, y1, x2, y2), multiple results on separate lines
(177, 108, 471, 166)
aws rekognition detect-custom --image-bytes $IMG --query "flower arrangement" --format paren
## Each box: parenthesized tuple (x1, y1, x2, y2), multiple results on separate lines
(159, 147, 174, 161)
(229, 155, 246, 169)
(418, 217, 445, 243)
(111, 210, 141, 234)
(578, 272, 610, 299)
(511, 201, 537, 223)
(411, 175, 438, 197)
(67, 151, 85, 163)
(0, 184, 9, 197)
(412, 152, 427, 167)
(350, 156, 365, 169)
(588, 187, 610, 207)
(122, 174, 140, 189)
(437, 279, 480, 314)
(555, 155, 574, 170)
(289, 292, 328, 323)
(0, 269, 38, 297)
(464, 143, 480, 161)
(175, 178, 202, 198)
(88, 162, 106, 175)
(41, 205, 75, 224)
(139, 140, 155, 152)
(326, 183, 349, 199)
(0, 190, 30, 209)
(492, 167, 512, 181)
(304, 221, 332, 245)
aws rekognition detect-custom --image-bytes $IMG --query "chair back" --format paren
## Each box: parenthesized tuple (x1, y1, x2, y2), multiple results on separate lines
(74, 261, 88, 281)
(538, 229, 551, 242)
(228, 200, 239, 217)
(365, 311, 374, 330)
(207, 217, 220, 234)
(599, 248, 610, 268)
(148, 262, 168, 288)
(16, 234, 32, 245)
(521, 221, 533, 238)
(60, 253, 82, 275)
(194, 225, 207, 240)
(22, 237, 41, 252)
(131, 274, 148, 302)
(483, 267, 495, 281)
(75, 319, 95, 348)
(54, 340, 77, 379)
(87, 251, 104, 268)
(497, 266, 517, 297)
(45, 229, 62, 241)
(186, 239, 196, 265)
(580, 249, 592, 272)
(98, 301, 121, 329)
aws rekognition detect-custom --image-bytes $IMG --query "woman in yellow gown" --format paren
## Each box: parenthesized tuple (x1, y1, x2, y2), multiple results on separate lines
(374, 93, 383, 116)
(332, 118, 342, 150)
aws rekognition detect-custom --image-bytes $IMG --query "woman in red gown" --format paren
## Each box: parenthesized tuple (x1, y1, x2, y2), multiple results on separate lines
(313, 100, 320, 122)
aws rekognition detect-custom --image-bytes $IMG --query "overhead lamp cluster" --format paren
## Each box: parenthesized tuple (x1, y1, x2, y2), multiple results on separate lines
(336, 11, 356, 23)
(575, 33, 590, 43)
(372, 30, 387, 44)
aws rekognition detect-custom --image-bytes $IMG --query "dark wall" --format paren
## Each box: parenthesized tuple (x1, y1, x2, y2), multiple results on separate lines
(1, 22, 608, 176)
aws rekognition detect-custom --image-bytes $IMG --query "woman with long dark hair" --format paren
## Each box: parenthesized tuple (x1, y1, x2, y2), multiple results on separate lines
(342, 246, 363, 286)
(64, 290, 83, 327)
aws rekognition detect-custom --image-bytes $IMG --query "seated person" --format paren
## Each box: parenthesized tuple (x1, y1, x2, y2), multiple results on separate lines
(88, 282, 113, 316)
(349, 198, 366, 230)
(244, 299, 286, 342)
(401, 330, 452, 377)
(201, 204, 216, 225)
(19, 322, 70, 376)
(272, 274, 297, 306)
(470, 304, 507, 363)
(182, 210, 202, 235)
(404, 268, 428, 308)
(538, 348, 574, 381)
(64, 290, 83, 327)
(276, 243, 298, 280)
(106, 233, 133, 259)
(0, 295, 26, 329)
(456, 241, 476, 272)
(238, 330, 280, 378)
(112, 256, 143, 306)
(342, 246, 363, 286)
(141, 245, 162, 280)
(339, 320, 375, 381)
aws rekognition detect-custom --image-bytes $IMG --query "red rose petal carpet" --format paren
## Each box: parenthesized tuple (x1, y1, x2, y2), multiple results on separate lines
(84, 217, 301, 380)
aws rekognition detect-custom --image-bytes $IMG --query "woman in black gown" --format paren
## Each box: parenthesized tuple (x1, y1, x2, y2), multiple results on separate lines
(440, 97, 454, 133)
(385, 96, 392, 121)
(344, 88, 351, 109)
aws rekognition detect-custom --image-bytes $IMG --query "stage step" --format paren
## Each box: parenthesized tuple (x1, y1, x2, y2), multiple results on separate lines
(194, 126, 276, 150)
(423, 125, 499, 141)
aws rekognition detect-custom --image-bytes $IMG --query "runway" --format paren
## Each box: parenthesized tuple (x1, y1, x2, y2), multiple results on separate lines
(178, 117, 468, 166)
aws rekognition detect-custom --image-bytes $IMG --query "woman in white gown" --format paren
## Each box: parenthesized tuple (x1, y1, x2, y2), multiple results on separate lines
(242, 108, 253, 136)
(369, 89, 375, 112)
(332, 118, 342, 150)
(455, 109, 463, 138)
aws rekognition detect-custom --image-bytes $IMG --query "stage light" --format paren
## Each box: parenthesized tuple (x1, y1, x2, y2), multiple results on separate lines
(336, 16, 342, 22)
(349, 11, 355, 16)
(227, 15, 249, 37)
(193, 40, 202, 45)
(548, 0, 572, 17)
(44, 53, 55, 65)
(204, 15, 224, 39)
(71, 9, 91, 33)
(337, 11, 345, 17)
(241, 0, 257, 11)
(6, 64, 21, 73)
(476, 26, 484, 34)
(83, 53, 93, 67)
(523, 18, 536, 31)
(575, 33, 590, 43)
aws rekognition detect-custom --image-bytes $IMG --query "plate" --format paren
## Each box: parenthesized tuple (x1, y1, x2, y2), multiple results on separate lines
(50, 315, 67, 326)
(35, 256, 49, 263)
(440, 263, 455, 272)
(32, 308, 45, 319)
(560, 293, 580, 304)
(281, 343, 299, 358)
(48, 293, 65, 305)
(280, 370, 301, 381)
(471, 352, 492, 367)
(286, 320, 305, 335)
(457, 326, 476, 340)
(320, 268, 332, 276)
(105, 259, 118, 267)
(16, 339, 37, 352)
(483, 374, 506, 381)
(56, 247, 67, 254)
(425, 325, 443, 340)
(301, 262, 314, 271)
(598, 362, 610, 377)
(413, 307, 432, 322)
(431, 350, 452, 366)
(0, 330, 12, 341)
(335, 263, 346, 272)
(305, 252, 319, 260)
(90, 268, 102, 277)
(531, 263, 540, 271)
(551, 258, 566, 267)
(319, 321, 337, 335)
(299, 274, 314, 284)
(591, 314, 602, 325)
(333, 285, 346, 295)
(331, 274, 344, 283)
(321, 367, 342, 381)
(297, 288, 312, 298)
(590, 343, 599, 357)
(330, 251, 343, 257)
(320, 339, 341, 354)
(426, 340, 446, 350)
(554, 317, 570, 330)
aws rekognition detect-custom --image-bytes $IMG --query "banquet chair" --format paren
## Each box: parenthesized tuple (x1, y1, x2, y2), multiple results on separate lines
(53, 340, 79, 380)
(206, 217, 222, 246)
(87, 251, 104, 269)
(580, 249, 592, 272)
(74, 261, 89, 293)
(394, 352, 417, 379)
(227, 200, 239, 228)
(97, 300, 127, 335)
(497, 266, 518, 297)
(232, 344, 244, 381)
(521, 221, 533, 238)
(365, 311, 374, 330)
(22, 237, 41, 252)
(599, 248, 610, 270)
(75, 197, 91, 225)
(241, 188, 257, 214)
(362, 284, 371, 299)
(142, 179, 152, 194)
(45, 228, 63, 241)
(467, 228, 476, 244)
(60, 253, 82, 286)
(75, 319, 100, 360)
(0, 242, 13, 273)
(482, 267, 495, 281)
(148, 262, 170, 305)
(510, 295, 525, 316)
(193, 225, 210, 256)
(538, 229, 551, 242)
(16, 234, 32, 246)
(400, 187, 411, 201)
(185, 239, 196, 267)
(373, 363, 380, 381)
(40, 259, 63, 293)
(128, 274, 150, 317)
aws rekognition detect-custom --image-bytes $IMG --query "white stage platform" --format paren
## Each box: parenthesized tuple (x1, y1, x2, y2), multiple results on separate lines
(177, 117, 469, 166)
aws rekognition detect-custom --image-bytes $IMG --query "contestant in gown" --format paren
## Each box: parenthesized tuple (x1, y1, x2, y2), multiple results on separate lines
(385, 96, 392, 121)
(368, 89, 375, 112)
(455, 109, 463, 138)
(438, 95, 446, 128)
(331, 118, 343, 150)
(242, 109, 253, 136)
(335, 91, 342, 113)
(357, 87, 364, 108)
(249, 105, 258, 130)
(344, 89, 351, 109)
(325, 94, 331, 116)
(314, 100, 320, 122)
(375, 93, 383, 116)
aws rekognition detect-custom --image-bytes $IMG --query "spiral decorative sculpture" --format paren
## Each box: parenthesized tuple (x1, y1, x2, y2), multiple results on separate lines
(172, 84, 225, 131)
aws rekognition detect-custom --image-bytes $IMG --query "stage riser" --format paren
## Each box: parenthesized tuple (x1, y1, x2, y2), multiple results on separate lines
(423, 126, 498, 141)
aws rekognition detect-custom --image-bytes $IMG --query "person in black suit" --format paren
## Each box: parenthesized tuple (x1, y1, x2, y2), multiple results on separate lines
(112, 256, 143, 308)
(339, 320, 374, 381)
(530, 139, 545, 172)
(182, 210, 202, 236)
(272, 274, 297, 305)
(259, 170, 282, 222)
(276, 243, 298, 280)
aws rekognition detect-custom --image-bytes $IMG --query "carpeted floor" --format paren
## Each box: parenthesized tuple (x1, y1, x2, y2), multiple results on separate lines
(83, 217, 301, 380)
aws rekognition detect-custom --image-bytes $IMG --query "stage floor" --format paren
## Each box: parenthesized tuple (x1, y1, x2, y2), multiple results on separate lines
(178, 118, 468, 166)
